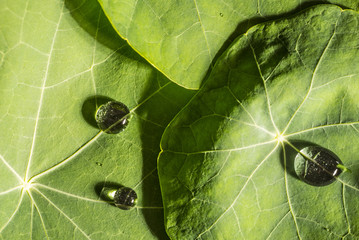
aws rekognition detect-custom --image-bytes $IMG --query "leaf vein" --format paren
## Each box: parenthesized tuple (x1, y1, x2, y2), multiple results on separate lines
(25, 2, 65, 182)
(282, 18, 338, 135)
(193, 0, 212, 61)
(28, 191, 49, 239)
(0, 192, 25, 233)
(265, 211, 291, 240)
(283, 142, 301, 239)
(195, 143, 279, 239)
(248, 38, 279, 134)
(33, 188, 92, 239)
(0, 154, 23, 183)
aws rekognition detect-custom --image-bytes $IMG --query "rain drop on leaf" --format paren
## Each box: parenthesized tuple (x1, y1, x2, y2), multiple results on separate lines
(113, 187, 138, 210)
(294, 146, 343, 186)
(100, 186, 138, 210)
(95, 101, 130, 134)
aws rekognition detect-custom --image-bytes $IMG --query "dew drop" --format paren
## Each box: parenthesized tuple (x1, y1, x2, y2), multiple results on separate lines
(113, 187, 137, 210)
(294, 146, 343, 186)
(95, 101, 130, 134)
(219, 12, 224, 17)
(96, 162, 103, 167)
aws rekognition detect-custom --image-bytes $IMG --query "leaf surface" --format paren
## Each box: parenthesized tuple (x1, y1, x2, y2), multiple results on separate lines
(0, 0, 194, 239)
(158, 5, 359, 239)
(97, 0, 359, 89)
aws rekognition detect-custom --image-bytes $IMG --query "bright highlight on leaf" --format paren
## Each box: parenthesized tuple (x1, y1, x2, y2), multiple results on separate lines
(22, 182, 32, 192)
(275, 134, 286, 143)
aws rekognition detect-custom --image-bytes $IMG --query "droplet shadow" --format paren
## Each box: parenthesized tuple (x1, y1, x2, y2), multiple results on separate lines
(81, 95, 114, 129)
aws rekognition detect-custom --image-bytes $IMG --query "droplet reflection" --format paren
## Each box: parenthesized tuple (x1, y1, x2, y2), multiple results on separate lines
(294, 146, 343, 186)
(113, 187, 138, 210)
(95, 101, 130, 134)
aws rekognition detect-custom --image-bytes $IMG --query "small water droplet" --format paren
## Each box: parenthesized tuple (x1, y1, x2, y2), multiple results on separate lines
(219, 12, 224, 17)
(95, 101, 130, 134)
(294, 146, 343, 186)
(96, 162, 103, 167)
(114, 187, 137, 210)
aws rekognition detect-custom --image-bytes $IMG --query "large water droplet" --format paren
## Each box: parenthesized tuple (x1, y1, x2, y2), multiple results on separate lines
(294, 146, 343, 186)
(114, 187, 137, 210)
(95, 101, 130, 134)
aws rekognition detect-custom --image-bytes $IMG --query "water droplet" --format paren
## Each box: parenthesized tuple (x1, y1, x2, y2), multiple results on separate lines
(95, 101, 130, 134)
(96, 162, 103, 167)
(113, 187, 137, 210)
(219, 12, 224, 17)
(294, 146, 343, 186)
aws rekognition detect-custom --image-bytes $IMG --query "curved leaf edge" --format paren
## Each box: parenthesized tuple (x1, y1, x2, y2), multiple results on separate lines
(157, 3, 357, 239)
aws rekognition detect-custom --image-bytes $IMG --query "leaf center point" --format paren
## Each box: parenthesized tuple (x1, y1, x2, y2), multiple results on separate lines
(275, 134, 286, 143)
(22, 181, 32, 192)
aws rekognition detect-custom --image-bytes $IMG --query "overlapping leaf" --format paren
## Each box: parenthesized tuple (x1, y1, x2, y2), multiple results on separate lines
(158, 5, 359, 239)
(98, 0, 359, 89)
(0, 0, 194, 239)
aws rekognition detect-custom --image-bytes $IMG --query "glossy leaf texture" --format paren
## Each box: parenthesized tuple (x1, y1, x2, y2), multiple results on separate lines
(97, 0, 359, 89)
(158, 5, 359, 240)
(0, 0, 194, 239)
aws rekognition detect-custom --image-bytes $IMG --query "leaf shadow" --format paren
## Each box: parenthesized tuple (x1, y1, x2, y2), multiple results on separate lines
(203, 1, 351, 88)
(81, 95, 115, 129)
(65, 0, 120, 52)
(64, 0, 146, 64)
(67, 0, 170, 237)
(136, 71, 171, 240)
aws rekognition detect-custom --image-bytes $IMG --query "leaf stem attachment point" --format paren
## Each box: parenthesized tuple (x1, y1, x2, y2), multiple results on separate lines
(22, 181, 32, 192)
(275, 133, 286, 143)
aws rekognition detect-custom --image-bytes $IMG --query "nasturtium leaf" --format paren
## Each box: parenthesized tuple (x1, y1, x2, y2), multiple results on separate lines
(158, 5, 359, 239)
(0, 0, 194, 239)
(97, 0, 359, 89)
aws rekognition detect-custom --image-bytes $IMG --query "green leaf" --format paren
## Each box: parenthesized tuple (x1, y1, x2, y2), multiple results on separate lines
(0, 0, 194, 239)
(159, 5, 359, 239)
(97, 0, 359, 89)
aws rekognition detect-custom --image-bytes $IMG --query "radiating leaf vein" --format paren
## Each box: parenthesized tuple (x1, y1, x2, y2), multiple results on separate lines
(28, 191, 49, 239)
(34, 188, 91, 240)
(282, 19, 338, 135)
(25, 2, 65, 182)
(195, 143, 279, 239)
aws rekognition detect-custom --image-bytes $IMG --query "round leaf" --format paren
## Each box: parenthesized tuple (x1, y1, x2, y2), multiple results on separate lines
(159, 5, 359, 239)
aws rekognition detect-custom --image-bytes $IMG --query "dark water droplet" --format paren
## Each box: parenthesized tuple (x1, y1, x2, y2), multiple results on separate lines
(219, 12, 224, 17)
(114, 187, 137, 210)
(294, 146, 343, 186)
(96, 162, 103, 167)
(95, 101, 130, 134)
